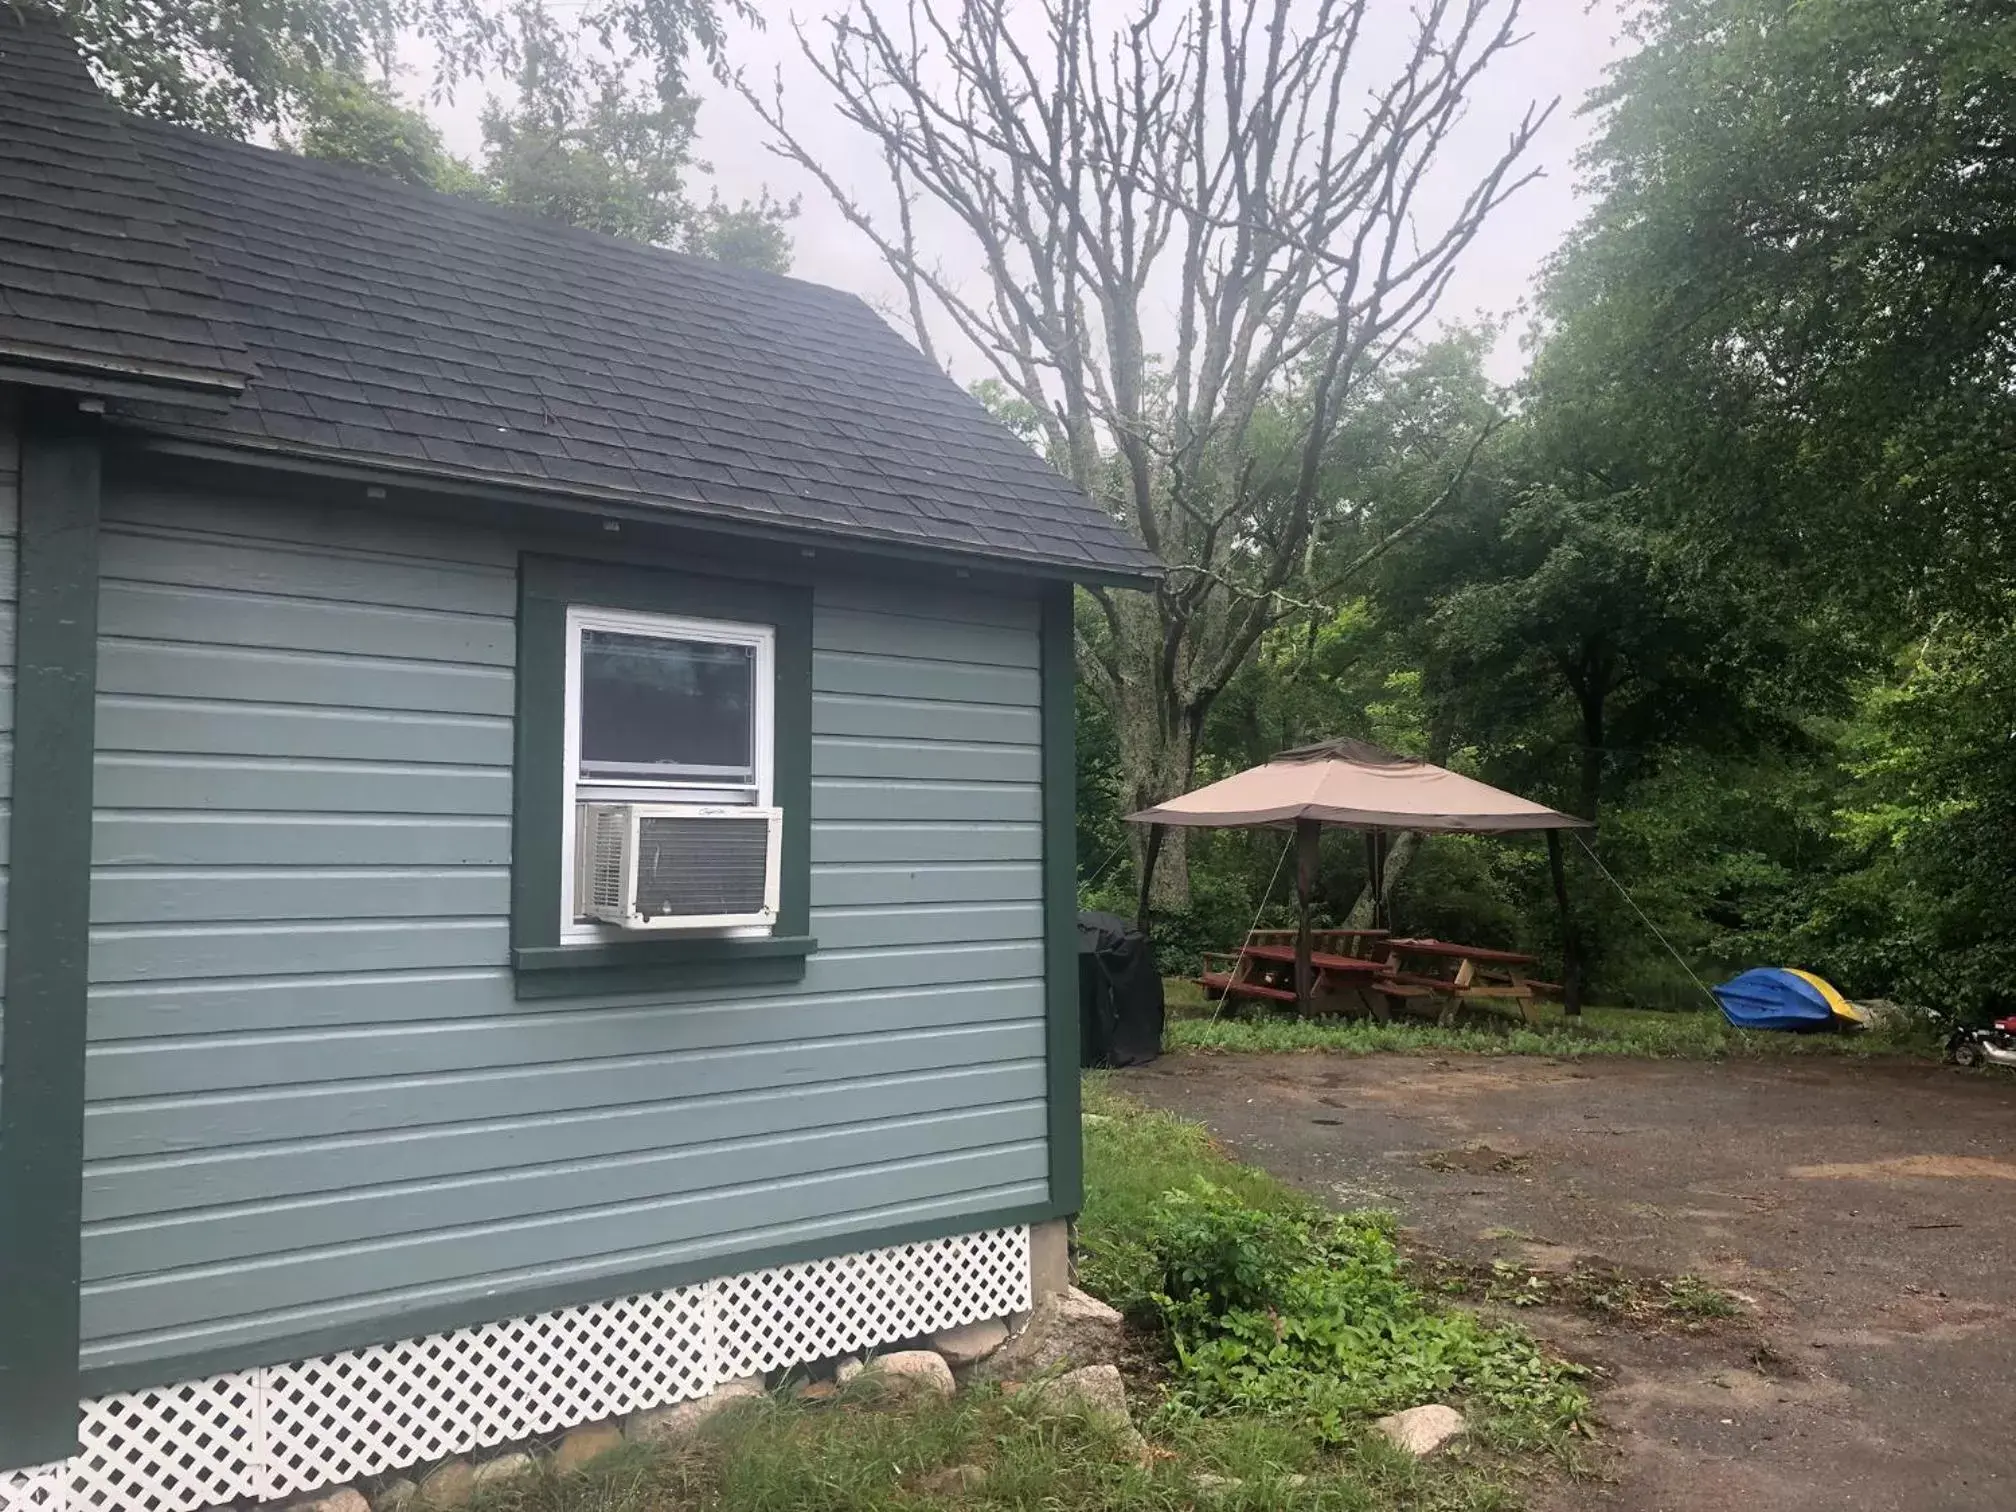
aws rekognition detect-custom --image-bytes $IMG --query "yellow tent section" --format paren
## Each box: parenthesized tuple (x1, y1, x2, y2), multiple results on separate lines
(1786, 969, 1867, 1025)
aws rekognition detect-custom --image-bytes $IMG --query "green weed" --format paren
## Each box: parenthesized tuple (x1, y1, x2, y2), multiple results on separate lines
(1446, 1257, 1742, 1332)
(1661, 1276, 1741, 1320)
(1145, 1183, 1588, 1446)
(1079, 1076, 1314, 1308)
(445, 1083, 1578, 1512)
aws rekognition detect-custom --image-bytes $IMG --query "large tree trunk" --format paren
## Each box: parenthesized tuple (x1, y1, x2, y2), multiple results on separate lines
(1117, 665, 1204, 915)
(1344, 829, 1422, 927)
(1548, 829, 1584, 1017)
(1341, 713, 1452, 924)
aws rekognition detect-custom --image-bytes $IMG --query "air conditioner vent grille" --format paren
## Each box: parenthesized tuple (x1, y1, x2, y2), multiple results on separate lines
(634, 815, 770, 919)
(588, 808, 627, 915)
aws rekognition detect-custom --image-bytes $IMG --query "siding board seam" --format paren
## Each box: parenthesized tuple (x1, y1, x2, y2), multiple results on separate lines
(80, 1143, 1053, 1295)
(101, 521, 519, 584)
(85, 1021, 1043, 1107)
(82, 1102, 1050, 1237)
(97, 635, 518, 677)
(83, 1061, 1050, 1176)
(83, 983, 1046, 1054)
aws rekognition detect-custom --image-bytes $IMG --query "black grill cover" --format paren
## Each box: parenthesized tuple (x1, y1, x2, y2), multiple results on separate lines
(1077, 911, 1164, 1068)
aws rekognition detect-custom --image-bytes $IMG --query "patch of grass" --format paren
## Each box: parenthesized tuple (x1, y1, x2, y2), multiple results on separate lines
(1163, 981, 1937, 1061)
(1080, 1075, 1316, 1308)
(1147, 1183, 1588, 1445)
(461, 1085, 1580, 1512)
(459, 1379, 1538, 1512)
(1084, 1083, 1586, 1487)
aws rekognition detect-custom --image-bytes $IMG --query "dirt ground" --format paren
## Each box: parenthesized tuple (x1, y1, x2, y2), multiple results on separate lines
(1117, 1052, 2016, 1512)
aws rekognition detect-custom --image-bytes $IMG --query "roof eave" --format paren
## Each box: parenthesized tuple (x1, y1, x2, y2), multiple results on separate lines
(0, 348, 246, 410)
(124, 429, 1167, 588)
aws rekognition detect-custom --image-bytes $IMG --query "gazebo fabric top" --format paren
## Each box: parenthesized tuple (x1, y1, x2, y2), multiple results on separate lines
(1128, 737, 1591, 834)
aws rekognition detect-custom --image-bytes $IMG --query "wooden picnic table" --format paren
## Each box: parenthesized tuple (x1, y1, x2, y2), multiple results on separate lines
(1384, 938, 1537, 965)
(1381, 937, 1542, 1025)
(1200, 941, 1394, 1018)
(1243, 943, 1388, 975)
(1243, 927, 1391, 960)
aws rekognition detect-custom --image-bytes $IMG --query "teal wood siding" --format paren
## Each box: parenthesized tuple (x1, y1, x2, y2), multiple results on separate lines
(0, 397, 15, 1101)
(80, 486, 1049, 1377)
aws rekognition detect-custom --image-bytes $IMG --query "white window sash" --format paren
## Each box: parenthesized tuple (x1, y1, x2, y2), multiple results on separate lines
(560, 604, 776, 941)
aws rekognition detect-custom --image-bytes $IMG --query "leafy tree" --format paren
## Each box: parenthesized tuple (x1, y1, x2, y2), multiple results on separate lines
(1504, 0, 2016, 1012)
(53, 0, 754, 138)
(1776, 616, 2016, 1017)
(293, 71, 475, 191)
(269, 17, 794, 267)
(57, 0, 793, 267)
(679, 193, 794, 276)
(1549, 0, 2016, 617)
(475, 79, 794, 267)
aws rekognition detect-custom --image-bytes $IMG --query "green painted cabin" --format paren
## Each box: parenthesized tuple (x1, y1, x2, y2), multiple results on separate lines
(0, 11, 1156, 1496)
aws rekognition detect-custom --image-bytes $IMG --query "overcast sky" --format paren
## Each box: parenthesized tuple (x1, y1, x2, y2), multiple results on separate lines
(435, 1, 1628, 383)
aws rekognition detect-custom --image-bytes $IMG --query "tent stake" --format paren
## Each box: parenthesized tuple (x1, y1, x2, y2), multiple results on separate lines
(1547, 829, 1583, 1017)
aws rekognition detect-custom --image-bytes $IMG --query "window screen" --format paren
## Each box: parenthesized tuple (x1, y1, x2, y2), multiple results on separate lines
(578, 630, 755, 782)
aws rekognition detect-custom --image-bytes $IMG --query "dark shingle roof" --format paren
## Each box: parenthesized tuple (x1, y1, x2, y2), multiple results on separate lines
(0, 13, 249, 397)
(0, 13, 1155, 580)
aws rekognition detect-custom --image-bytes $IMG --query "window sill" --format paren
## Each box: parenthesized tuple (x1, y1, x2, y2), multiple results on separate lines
(511, 934, 817, 1000)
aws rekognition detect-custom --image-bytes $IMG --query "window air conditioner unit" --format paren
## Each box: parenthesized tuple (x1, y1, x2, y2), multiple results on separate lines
(580, 803, 782, 931)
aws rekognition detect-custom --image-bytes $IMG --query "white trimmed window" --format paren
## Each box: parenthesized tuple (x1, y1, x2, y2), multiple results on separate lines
(560, 605, 777, 939)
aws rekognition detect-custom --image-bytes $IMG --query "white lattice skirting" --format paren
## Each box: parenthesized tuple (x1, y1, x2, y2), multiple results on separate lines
(1, 1226, 1031, 1512)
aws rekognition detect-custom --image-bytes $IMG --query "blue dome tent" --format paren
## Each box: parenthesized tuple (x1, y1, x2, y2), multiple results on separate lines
(1713, 968, 1866, 1032)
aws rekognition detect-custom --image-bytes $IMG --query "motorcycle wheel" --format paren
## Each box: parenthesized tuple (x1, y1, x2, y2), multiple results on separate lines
(1951, 1040, 1984, 1068)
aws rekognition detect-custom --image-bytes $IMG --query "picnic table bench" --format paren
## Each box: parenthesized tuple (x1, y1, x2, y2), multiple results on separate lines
(1241, 927, 1391, 959)
(1196, 930, 1555, 1024)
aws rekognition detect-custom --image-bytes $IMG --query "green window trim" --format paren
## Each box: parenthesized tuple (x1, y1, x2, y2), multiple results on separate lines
(511, 553, 815, 1000)
(1040, 580, 1083, 1216)
(0, 408, 102, 1470)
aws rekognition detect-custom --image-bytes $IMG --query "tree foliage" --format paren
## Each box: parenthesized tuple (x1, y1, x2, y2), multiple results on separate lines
(1549, 0, 2016, 614)
(1091, 0, 2016, 1018)
(55, 0, 752, 137)
(58, 0, 793, 269)
(294, 71, 477, 191)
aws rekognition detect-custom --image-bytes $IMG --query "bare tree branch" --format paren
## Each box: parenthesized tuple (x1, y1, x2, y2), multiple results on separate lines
(738, 0, 1546, 906)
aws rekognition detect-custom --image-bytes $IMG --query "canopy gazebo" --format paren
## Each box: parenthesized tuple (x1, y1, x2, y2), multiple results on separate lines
(1129, 738, 1593, 1016)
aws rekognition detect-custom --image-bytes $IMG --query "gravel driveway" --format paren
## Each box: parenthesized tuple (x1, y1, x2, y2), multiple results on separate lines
(1117, 1051, 2016, 1512)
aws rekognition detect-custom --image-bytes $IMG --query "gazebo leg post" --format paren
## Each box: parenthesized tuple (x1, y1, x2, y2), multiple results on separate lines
(1294, 818, 1320, 1016)
(1547, 829, 1583, 1018)
(1374, 831, 1389, 930)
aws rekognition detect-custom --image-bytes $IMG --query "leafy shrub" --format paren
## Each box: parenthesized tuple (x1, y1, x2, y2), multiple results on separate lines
(1151, 1185, 1324, 1317)
(1146, 1182, 1587, 1442)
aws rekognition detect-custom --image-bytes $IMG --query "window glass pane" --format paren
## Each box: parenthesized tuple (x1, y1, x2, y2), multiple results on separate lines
(579, 629, 755, 779)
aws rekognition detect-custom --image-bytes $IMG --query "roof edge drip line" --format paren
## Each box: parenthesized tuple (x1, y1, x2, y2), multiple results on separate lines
(126, 432, 1166, 588)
